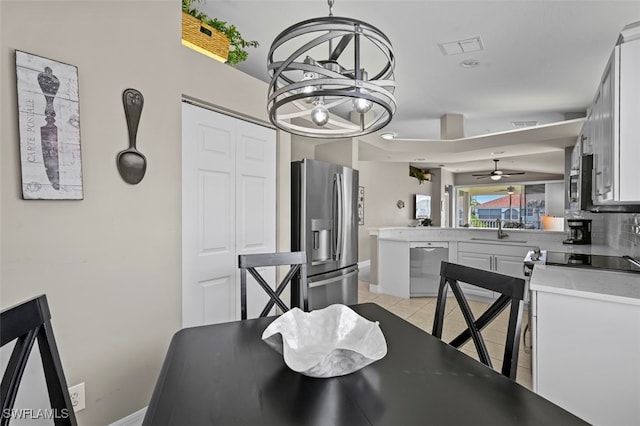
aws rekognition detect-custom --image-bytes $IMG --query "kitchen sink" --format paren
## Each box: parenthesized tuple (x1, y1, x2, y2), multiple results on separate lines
(470, 237, 528, 244)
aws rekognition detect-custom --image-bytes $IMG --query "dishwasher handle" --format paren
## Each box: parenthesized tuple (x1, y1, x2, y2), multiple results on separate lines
(409, 242, 449, 249)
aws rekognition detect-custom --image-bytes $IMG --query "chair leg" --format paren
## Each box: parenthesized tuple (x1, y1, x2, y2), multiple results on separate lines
(432, 277, 448, 338)
(240, 269, 248, 320)
(502, 300, 523, 379)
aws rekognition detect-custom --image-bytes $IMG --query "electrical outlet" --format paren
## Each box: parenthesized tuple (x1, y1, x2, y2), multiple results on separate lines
(68, 383, 85, 412)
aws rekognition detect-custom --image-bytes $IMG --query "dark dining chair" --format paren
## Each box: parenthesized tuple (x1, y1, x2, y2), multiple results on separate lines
(1, 295, 77, 426)
(432, 261, 525, 380)
(238, 251, 308, 320)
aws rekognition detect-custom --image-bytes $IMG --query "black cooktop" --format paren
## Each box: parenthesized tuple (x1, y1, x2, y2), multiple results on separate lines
(545, 251, 640, 274)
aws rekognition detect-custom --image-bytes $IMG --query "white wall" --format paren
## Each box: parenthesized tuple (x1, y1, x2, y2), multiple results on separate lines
(0, 1, 279, 424)
(358, 161, 430, 262)
(291, 136, 316, 161)
(315, 138, 358, 169)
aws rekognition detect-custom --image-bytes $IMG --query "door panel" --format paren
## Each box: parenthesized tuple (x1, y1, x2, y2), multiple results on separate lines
(494, 255, 527, 279)
(183, 102, 276, 326)
(236, 120, 277, 317)
(183, 103, 236, 327)
(200, 277, 234, 325)
(457, 251, 494, 300)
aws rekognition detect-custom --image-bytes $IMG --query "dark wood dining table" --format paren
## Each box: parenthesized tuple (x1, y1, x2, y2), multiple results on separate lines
(143, 303, 588, 425)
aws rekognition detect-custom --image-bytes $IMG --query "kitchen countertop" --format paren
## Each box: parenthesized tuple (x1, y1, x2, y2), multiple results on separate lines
(530, 264, 640, 306)
(371, 226, 638, 303)
(369, 226, 623, 256)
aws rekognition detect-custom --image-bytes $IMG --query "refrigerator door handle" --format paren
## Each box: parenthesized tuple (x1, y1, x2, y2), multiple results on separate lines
(308, 269, 359, 288)
(334, 173, 344, 261)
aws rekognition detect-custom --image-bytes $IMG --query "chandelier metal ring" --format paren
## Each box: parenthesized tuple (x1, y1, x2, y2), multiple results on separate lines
(267, 11, 396, 138)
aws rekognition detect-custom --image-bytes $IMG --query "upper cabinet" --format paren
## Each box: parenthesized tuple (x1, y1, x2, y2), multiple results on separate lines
(587, 22, 640, 205)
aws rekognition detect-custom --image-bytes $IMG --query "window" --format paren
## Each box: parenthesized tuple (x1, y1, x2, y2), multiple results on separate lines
(455, 182, 558, 230)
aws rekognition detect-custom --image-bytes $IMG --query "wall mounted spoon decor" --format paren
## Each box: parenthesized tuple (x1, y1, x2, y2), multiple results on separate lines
(117, 88, 146, 184)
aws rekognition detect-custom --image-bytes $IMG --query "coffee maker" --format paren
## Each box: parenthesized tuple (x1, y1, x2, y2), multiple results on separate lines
(563, 219, 592, 245)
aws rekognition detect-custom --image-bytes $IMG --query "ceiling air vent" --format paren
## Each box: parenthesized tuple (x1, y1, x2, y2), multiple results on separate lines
(438, 37, 484, 56)
(511, 121, 538, 128)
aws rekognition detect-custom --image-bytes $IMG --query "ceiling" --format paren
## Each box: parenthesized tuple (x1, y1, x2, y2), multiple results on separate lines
(201, 1, 640, 175)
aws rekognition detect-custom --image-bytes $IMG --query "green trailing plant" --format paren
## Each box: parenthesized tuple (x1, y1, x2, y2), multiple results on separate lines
(182, 0, 259, 66)
(409, 166, 430, 184)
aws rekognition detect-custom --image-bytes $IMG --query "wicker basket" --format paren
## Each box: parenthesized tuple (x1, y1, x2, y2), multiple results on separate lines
(182, 12, 230, 63)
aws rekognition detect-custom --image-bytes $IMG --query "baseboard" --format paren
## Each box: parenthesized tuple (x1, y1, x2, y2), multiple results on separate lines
(109, 407, 146, 426)
(368, 283, 382, 293)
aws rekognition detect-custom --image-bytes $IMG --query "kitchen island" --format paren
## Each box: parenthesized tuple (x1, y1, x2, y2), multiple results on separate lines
(370, 227, 616, 299)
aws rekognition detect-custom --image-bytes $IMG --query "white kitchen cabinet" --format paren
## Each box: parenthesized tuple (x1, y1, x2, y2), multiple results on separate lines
(570, 134, 583, 172)
(591, 48, 616, 203)
(588, 31, 640, 204)
(494, 254, 527, 277)
(457, 251, 494, 299)
(532, 289, 640, 425)
(457, 242, 530, 300)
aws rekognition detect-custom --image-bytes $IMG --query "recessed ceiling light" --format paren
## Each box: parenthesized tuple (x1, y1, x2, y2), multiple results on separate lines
(491, 151, 504, 155)
(380, 132, 395, 140)
(415, 158, 426, 161)
(460, 59, 479, 68)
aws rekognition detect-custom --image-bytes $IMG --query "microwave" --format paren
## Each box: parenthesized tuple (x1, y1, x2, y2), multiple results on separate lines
(568, 154, 593, 212)
(571, 154, 640, 213)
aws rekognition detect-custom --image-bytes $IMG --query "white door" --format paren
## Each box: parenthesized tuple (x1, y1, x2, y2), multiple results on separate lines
(182, 102, 276, 327)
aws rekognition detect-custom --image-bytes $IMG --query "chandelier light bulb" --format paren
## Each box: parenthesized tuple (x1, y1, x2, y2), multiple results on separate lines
(352, 97, 373, 114)
(301, 72, 318, 103)
(311, 101, 329, 126)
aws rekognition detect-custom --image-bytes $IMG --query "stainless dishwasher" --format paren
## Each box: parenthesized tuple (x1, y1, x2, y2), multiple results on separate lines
(409, 242, 449, 297)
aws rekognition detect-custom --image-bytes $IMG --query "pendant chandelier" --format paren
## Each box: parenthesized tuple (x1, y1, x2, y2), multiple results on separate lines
(267, 0, 396, 138)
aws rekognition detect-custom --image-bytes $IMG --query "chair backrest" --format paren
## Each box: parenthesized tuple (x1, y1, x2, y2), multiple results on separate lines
(238, 251, 308, 320)
(1, 295, 77, 426)
(432, 262, 525, 380)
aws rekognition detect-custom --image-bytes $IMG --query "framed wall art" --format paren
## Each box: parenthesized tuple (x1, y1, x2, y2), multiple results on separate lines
(358, 186, 365, 225)
(16, 50, 83, 200)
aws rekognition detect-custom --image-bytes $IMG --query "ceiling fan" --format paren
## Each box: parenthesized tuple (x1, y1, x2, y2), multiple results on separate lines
(472, 159, 526, 181)
(498, 185, 518, 194)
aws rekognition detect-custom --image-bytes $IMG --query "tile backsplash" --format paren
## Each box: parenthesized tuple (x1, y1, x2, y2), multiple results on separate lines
(602, 213, 640, 257)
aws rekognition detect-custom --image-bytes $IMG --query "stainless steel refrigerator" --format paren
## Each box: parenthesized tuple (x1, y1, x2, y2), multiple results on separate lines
(291, 159, 359, 310)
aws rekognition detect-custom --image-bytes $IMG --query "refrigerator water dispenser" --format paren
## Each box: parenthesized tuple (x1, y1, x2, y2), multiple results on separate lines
(311, 219, 332, 263)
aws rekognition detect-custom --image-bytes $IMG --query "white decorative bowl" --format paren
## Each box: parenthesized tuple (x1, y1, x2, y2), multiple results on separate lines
(261, 304, 387, 378)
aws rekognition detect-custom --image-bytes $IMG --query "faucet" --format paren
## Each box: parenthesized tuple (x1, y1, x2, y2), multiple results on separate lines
(497, 218, 508, 239)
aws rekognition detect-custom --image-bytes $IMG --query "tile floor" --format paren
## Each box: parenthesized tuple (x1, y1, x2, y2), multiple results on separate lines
(358, 281, 533, 390)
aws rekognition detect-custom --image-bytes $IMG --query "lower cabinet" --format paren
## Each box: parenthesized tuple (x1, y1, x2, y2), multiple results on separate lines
(532, 289, 640, 425)
(457, 251, 494, 299)
(457, 243, 529, 301)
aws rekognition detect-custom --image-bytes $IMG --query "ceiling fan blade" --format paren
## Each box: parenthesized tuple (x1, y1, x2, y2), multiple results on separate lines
(471, 173, 490, 176)
(328, 34, 354, 61)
